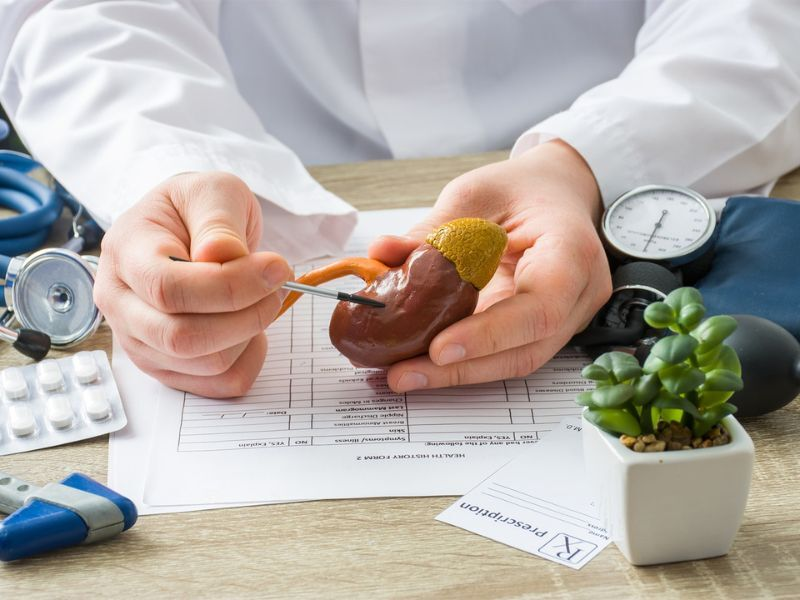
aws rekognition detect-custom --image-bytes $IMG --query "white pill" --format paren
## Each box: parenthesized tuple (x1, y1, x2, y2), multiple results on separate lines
(36, 360, 64, 391)
(46, 394, 74, 429)
(9, 404, 35, 437)
(2, 367, 28, 399)
(72, 351, 99, 384)
(83, 388, 111, 421)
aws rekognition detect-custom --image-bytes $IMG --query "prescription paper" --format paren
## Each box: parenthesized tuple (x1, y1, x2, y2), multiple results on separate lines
(436, 417, 611, 570)
(110, 209, 591, 513)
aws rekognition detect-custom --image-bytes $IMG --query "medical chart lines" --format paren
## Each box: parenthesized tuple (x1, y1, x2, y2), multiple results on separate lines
(176, 391, 186, 453)
(176, 352, 588, 452)
(289, 298, 294, 354)
(525, 378, 534, 424)
(404, 391, 411, 442)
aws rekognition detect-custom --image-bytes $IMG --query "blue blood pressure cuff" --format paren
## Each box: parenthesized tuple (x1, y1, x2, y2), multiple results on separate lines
(696, 195, 800, 341)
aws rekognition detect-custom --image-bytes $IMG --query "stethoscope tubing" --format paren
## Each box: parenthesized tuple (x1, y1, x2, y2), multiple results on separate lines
(0, 173, 61, 234)
(0, 152, 65, 286)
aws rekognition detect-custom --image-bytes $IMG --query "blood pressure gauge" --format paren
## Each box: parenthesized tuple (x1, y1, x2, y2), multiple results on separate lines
(601, 185, 717, 268)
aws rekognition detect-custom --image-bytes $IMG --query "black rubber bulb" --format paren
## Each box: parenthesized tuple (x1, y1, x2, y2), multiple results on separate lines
(13, 328, 51, 361)
(725, 315, 800, 418)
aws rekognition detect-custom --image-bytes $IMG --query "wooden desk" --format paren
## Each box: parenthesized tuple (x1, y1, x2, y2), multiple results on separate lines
(2, 154, 799, 599)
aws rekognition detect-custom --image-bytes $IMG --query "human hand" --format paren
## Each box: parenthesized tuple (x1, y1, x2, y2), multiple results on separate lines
(94, 172, 292, 398)
(369, 141, 611, 392)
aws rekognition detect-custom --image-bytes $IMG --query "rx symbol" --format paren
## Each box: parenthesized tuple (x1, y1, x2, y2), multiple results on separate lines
(539, 533, 597, 565)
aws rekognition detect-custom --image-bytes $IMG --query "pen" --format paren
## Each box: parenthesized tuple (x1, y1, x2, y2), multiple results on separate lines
(168, 256, 385, 309)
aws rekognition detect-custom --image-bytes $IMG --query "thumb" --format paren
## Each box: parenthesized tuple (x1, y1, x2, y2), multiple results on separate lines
(368, 209, 451, 266)
(192, 218, 249, 263)
(174, 173, 261, 263)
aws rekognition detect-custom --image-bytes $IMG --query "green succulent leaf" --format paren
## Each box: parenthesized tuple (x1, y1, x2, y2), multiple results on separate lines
(697, 390, 735, 410)
(581, 363, 610, 382)
(701, 369, 744, 392)
(590, 384, 636, 408)
(693, 403, 737, 437)
(632, 372, 661, 406)
(644, 301, 676, 329)
(696, 344, 723, 369)
(652, 390, 701, 418)
(584, 407, 642, 437)
(714, 344, 742, 375)
(659, 363, 706, 395)
(642, 352, 670, 374)
(664, 287, 704, 314)
(696, 352, 743, 409)
(593, 352, 615, 372)
(650, 334, 699, 365)
(593, 351, 642, 382)
(575, 391, 596, 407)
(677, 302, 706, 331)
(692, 315, 738, 353)
(611, 356, 642, 383)
(660, 408, 684, 424)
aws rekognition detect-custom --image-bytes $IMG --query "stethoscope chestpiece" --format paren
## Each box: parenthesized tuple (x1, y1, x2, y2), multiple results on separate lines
(4, 248, 101, 348)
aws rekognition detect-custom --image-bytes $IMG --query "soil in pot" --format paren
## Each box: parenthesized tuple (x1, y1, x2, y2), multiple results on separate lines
(619, 420, 731, 452)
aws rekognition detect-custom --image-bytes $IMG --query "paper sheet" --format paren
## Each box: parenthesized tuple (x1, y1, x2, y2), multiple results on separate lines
(109, 341, 254, 513)
(110, 208, 591, 512)
(436, 417, 611, 570)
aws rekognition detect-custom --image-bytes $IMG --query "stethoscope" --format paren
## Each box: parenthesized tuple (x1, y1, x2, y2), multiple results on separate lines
(0, 121, 103, 360)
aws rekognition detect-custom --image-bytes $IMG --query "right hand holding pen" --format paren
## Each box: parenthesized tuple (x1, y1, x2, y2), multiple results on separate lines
(94, 172, 292, 398)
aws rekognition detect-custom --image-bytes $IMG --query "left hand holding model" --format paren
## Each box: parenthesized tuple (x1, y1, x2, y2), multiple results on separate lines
(369, 140, 611, 392)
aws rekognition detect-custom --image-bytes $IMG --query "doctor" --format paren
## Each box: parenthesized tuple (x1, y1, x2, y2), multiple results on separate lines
(1, 1, 799, 398)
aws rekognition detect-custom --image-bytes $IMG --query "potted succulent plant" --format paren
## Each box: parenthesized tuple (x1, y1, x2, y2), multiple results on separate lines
(578, 287, 754, 565)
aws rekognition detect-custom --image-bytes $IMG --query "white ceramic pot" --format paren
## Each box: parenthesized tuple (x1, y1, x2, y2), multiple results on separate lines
(581, 413, 754, 566)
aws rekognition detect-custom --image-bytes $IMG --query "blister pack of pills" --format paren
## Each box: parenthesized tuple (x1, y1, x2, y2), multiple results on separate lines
(0, 350, 127, 455)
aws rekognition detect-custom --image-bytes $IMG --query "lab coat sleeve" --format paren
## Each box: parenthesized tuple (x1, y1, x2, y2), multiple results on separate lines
(0, 0, 356, 263)
(511, 0, 800, 206)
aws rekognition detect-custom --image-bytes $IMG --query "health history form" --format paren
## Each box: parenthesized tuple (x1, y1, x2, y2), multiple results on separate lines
(177, 353, 585, 452)
(138, 209, 591, 508)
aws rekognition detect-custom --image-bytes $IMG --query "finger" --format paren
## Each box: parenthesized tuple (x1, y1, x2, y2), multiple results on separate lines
(428, 234, 591, 365)
(404, 209, 454, 241)
(119, 336, 250, 377)
(107, 283, 283, 359)
(367, 207, 459, 265)
(387, 332, 572, 393)
(140, 334, 268, 399)
(370, 176, 514, 267)
(171, 172, 263, 262)
(117, 251, 291, 314)
(367, 235, 420, 266)
(473, 258, 517, 313)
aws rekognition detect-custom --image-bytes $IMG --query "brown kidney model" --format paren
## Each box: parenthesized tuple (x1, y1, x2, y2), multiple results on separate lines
(279, 218, 507, 367)
(329, 244, 479, 366)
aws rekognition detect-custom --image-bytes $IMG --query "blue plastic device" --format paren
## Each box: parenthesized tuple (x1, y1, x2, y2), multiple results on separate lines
(0, 471, 137, 561)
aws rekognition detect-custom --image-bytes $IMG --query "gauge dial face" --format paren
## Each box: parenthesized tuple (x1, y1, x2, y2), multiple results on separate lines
(602, 186, 716, 261)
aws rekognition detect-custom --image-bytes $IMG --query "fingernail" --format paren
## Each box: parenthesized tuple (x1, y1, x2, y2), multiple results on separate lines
(396, 372, 428, 392)
(378, 234, 416, 243)
(264, 261, 290, 287)
(437, 344, 466, 365)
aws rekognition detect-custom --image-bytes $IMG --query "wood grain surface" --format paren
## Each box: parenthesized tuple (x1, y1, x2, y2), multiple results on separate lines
(1, 154, 798, 599)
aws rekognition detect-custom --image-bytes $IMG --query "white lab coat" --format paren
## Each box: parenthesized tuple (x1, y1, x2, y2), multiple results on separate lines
(1, 0, 799, 262)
